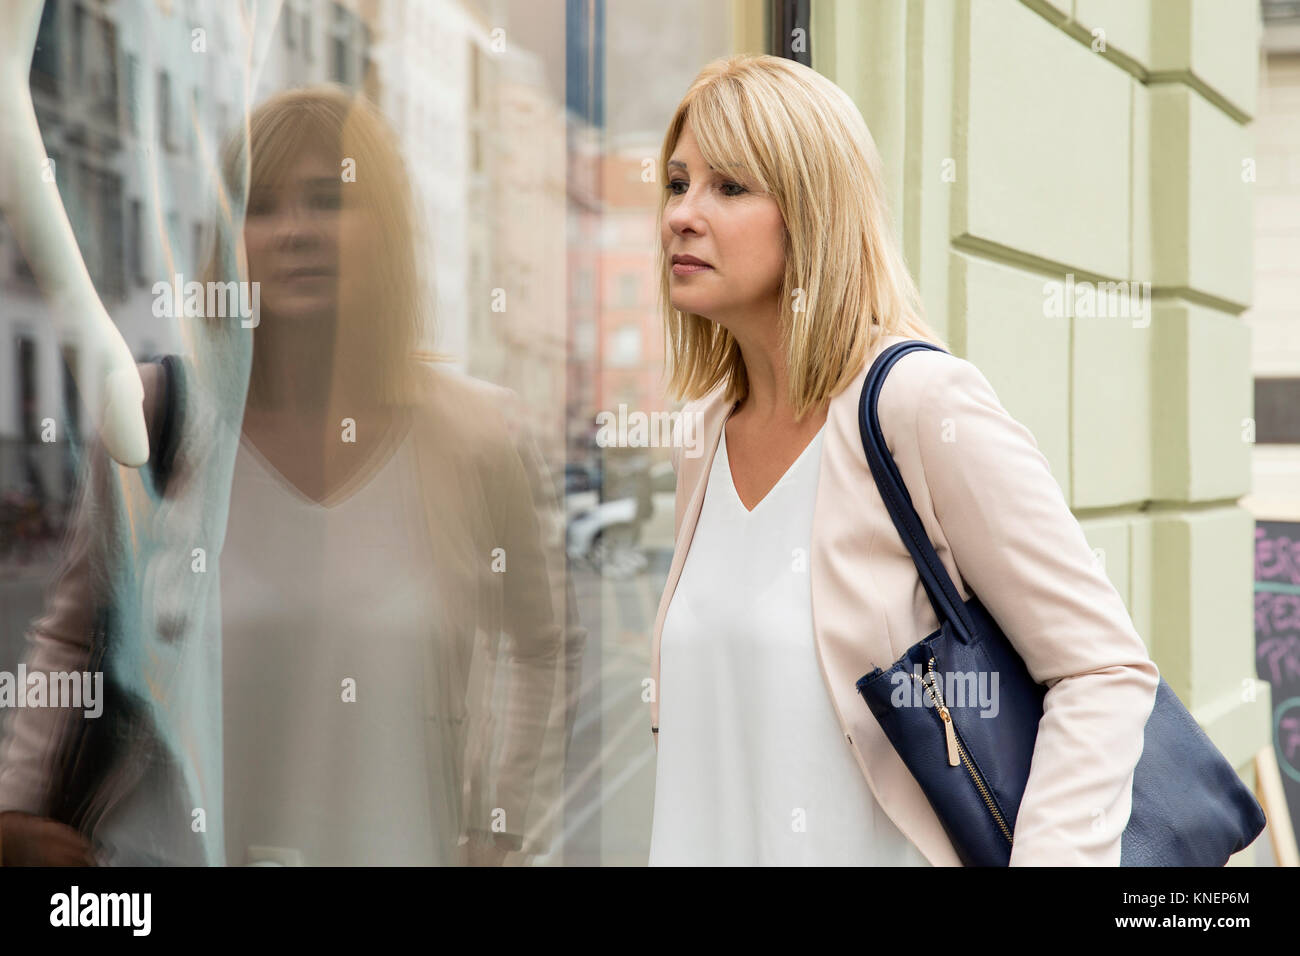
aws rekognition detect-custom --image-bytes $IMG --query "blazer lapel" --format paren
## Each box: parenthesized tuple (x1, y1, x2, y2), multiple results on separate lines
(648, 386, 733, 734)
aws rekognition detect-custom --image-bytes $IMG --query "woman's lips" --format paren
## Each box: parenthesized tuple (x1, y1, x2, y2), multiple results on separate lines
(278, 269, 336, 284)
(671, 262, 712, 275)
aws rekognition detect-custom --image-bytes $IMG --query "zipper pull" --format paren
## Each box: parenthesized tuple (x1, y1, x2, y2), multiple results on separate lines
(938, 706, 959, 766)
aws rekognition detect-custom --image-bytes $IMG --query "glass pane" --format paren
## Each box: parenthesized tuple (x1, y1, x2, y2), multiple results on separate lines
(0, 0, 752, 868)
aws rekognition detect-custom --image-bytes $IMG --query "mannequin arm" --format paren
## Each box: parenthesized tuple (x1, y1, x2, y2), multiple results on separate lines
(0, 0, 149, 467)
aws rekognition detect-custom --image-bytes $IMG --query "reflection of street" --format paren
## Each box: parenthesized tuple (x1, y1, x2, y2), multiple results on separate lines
(560, 548, 670, 865)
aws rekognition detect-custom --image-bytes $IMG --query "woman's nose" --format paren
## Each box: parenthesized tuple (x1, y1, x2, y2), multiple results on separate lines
(273, 206, 323, 247)
(667, 188, 705, 234)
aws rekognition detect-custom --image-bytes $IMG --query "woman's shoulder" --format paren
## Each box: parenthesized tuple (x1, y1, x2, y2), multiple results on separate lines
(407, 359, 532, 452)
(873, 342, 989, 418)
(861, 342, 1010, 463)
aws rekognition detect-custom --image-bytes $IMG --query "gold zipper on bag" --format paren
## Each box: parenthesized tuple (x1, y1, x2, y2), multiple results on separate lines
(912, 655, 1013, 846)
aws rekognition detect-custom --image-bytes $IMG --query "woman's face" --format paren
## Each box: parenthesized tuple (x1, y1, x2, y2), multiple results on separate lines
(661, 120, 786, 330)
(243, 151, 375, 322)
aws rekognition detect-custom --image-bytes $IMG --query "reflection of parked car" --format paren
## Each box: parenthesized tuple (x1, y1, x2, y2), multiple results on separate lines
(565, 461, 601, 495)
(565, 460, 677, 577)
(563, 462, 600, 527)
(566, 498, 644, 577)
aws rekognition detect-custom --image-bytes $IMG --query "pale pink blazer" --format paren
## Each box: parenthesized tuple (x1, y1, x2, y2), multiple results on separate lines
(649, 332, 1162, 866)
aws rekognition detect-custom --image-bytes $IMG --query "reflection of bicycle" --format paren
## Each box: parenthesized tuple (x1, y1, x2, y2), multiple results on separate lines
(0, 490, 61, 566)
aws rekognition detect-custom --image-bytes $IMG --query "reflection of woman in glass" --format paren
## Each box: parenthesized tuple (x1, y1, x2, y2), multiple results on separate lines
(648, 55, 1159, 866)
(0, 86, 574, 867)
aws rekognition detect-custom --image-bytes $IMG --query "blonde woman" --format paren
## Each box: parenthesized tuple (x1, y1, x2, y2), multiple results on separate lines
(0, 86, 573, 867)
(647, 55, 1159, 866)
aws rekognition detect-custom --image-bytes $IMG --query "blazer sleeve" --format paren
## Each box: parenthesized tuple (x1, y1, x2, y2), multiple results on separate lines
(0, 361, 168, 821)
(890, 352, 1160, 866)
(475, 406, 584, 857)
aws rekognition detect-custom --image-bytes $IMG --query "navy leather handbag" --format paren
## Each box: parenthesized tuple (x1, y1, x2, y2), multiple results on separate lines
(854, 339, 1268, 866)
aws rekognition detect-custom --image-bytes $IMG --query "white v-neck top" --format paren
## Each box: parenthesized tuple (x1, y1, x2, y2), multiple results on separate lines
(219, 428, 453, 866)
(648, 419, 931, 866)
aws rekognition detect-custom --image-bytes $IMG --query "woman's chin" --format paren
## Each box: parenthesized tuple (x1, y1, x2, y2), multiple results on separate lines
(670, 296, 710, 318)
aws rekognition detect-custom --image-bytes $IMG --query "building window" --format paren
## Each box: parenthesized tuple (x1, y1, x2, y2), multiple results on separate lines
(72, 2, 85, 90)
(619, 272, 638, 308)
(574, 267, 594, 303)
(158, 70, 175, 151)
(609, 326, 641, 367)
(60, 344, 81, 448)
(124, 53, 141, 134)
(72, 3, 118, 119)
(77, 164, 125, 300)
(102, 171, 125, 299)
(166, 211, 181, 273)
(30, 0, 60, 96)
(332, 35, 349, 84)
(16, 335, 39, 444)
(90, 13, 119, 120)
(361, 24, 376, 98)
(190, 88, 201, 154)
(330, 2, 357, 86)
(192, 222, 205, 271)
(130, 199, 145, 285)
(574, 319, 595, 359)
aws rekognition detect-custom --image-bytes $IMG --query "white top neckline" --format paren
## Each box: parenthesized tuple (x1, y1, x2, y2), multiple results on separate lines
(718, 421, 827, 517)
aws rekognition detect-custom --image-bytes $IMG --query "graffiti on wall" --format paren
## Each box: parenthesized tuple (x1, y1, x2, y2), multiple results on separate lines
(1255, 520, 1300, 855)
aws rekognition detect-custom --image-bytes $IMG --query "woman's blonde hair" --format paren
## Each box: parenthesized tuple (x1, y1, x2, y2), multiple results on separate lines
(198, 84, 449, 410)
(658, 54, 946, 419)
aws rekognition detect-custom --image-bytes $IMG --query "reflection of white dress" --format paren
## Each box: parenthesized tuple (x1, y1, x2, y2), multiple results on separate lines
(220, 427, 449, 866)
(649, 424, 932, 866)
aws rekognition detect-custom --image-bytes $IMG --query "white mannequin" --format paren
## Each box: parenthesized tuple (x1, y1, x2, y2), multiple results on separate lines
(0, 0, 148, 466)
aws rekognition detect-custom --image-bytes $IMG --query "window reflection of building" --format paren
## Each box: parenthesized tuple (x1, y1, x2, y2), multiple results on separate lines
(0, 0, 762, 868)
(0, 0, 380, 526)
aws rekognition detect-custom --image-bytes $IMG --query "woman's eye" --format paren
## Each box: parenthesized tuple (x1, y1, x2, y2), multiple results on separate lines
(311, 192, 342, 210)
(665, 180, 745, 197)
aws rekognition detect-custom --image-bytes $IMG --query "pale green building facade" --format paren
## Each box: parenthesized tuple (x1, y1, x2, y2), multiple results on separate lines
(799, 0, 1267, 864)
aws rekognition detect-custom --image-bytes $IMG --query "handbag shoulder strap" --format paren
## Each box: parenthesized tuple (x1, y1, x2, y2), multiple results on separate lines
(858, 340, 976, 641)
